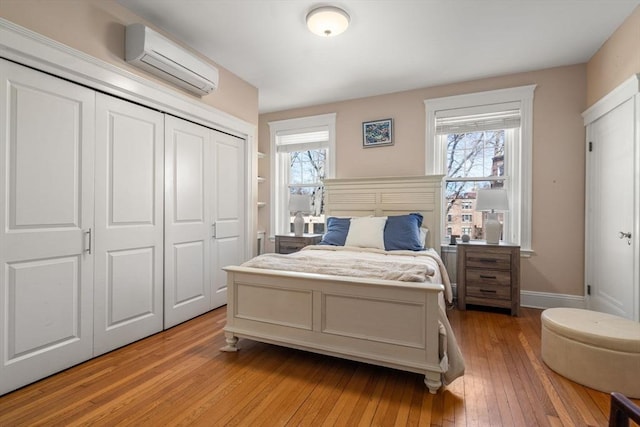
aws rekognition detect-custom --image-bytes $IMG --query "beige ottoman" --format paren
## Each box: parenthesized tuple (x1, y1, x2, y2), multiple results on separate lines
(541, 308, 640, 398)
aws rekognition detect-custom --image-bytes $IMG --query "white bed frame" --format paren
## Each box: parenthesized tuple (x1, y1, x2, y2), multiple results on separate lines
(222, 175, 448, 393)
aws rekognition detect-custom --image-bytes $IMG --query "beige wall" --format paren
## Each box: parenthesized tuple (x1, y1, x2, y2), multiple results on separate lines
(586, 5, 640, 107)
(259, 64, 587, 297)
(0, 0, 258, 125)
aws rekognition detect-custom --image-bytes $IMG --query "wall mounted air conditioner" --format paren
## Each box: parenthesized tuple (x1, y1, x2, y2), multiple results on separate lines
(125, 23, 218, 96)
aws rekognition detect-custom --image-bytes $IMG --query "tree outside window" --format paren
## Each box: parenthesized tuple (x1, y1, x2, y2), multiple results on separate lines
(445, 130, 506, 240)
(289, 149, 326, 233)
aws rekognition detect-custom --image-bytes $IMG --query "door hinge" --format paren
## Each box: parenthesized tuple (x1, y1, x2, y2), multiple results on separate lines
(588, 141, 593, 152)
(587, 284, 591, 295)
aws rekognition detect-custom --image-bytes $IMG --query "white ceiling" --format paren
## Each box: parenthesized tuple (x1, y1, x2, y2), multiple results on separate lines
(117, 0, 639, 114)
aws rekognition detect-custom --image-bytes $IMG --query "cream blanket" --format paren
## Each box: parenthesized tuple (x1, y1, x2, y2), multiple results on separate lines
(243, 251, 433, 282)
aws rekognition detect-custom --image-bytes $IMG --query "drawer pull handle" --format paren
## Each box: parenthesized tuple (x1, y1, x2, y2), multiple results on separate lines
(478, 258, 498, 263)
(480, 275, 497, 279)
(480, 289, 497, 293)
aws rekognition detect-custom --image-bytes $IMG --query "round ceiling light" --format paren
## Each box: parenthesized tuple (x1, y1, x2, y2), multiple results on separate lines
(306, 6, 350, 37)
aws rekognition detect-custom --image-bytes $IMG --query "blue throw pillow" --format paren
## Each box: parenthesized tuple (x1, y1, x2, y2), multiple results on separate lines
(319, 217, 351, 246)
(384, 213, 424, 251)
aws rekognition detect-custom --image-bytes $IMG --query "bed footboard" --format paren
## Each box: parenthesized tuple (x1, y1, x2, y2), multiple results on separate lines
(222, 266, 447, 393)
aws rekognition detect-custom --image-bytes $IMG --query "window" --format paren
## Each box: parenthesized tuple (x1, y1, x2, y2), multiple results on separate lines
(269, 113, 336, 237)
(425, 85, 536, 250)
(462, 214, 473, 223)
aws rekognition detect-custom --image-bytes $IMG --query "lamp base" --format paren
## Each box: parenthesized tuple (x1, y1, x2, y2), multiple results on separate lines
(484, 212, 501, 244)
(293, 212, 304, 237)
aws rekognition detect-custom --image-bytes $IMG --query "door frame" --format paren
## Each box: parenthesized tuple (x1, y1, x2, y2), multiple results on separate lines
(582, 73, 640, 321)
(0, 18, 257, 262)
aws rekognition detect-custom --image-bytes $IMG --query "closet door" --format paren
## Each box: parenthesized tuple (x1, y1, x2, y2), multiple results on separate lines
(0, 60, 95, 394)
(210, 130, 246, 309)
(93, 94, 164, 355)
(586, 97, 636, 320)
(164, 116, 212, 328)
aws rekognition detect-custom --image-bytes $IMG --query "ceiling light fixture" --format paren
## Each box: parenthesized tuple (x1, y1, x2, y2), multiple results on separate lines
(306, 6, 350, 37)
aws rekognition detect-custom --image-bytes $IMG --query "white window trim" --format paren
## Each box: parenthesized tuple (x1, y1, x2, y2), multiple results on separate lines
(269, 113, 336, 239)
(424, 85, 536, 252)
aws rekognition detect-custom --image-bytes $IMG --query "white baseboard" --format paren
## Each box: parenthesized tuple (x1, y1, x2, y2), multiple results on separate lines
(520, 290, 585, 310)
(451, 284, 585, 310)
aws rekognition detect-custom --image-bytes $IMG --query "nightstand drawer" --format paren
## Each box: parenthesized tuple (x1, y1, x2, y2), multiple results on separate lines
(278, 242, 306, 254)
(466, 284, 511, 300)
(275, 234, 323, 254)
(466, 251, 511, 270)
(466, 269, 511, 286)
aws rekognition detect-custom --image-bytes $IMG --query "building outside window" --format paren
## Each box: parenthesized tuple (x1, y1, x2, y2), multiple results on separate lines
(269, 114, 336, 237)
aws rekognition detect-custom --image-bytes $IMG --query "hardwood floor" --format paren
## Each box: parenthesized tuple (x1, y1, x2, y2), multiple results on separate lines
(0, 306, 638, 426)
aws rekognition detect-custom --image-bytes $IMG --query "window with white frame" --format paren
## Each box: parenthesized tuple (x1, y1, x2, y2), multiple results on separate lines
(269, 113, 336, 237)
(425, 85, 536, 250)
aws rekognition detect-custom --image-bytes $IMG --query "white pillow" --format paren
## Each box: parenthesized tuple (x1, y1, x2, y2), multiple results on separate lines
(419, 227, 429, 249)
(344, 216, 387, 250)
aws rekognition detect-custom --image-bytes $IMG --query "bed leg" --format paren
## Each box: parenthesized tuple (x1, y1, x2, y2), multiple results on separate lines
(220, 333, 239, 352)
(424, 373, 441, 394)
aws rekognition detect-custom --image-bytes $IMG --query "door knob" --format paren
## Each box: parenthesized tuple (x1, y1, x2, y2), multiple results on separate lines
(618, 231, 632, 245)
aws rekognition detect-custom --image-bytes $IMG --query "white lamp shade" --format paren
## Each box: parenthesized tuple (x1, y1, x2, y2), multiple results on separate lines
(306, 6, 350, 37)
(289, 194, 312, 214)
(475, 189, 509, 212)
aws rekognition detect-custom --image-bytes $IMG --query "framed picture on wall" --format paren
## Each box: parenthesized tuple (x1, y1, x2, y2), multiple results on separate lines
(362, 118, 393, 148)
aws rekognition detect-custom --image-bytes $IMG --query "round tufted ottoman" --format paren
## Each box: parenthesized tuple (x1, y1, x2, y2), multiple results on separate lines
(541, 308, 640, 398)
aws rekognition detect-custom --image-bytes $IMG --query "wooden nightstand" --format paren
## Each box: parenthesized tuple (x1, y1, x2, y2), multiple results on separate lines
(275, 233, 323, 254)
(456, 242, 520, 316)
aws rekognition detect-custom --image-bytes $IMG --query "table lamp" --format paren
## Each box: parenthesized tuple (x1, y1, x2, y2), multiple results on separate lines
(288, 194, 312, 237)
(475, 189, 508, 244)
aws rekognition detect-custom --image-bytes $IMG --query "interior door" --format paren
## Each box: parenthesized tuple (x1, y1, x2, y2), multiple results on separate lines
(164, 116, 212, 328)
(586, 97, 636, 320)
(93, 94, 164, 355)
(210, 130, 246, 309)
(0, 60, 95, 394)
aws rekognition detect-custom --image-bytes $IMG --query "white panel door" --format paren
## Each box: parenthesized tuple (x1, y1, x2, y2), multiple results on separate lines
(164, 116, 212, 328)
(586, 98, 636, 319)
(210, 130, 246, 309)
(0, 60, 95, 395)
(93, 94, 164, 355)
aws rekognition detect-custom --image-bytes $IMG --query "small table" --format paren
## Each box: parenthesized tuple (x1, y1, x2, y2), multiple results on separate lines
(456, 241, 520, 316)
(275, 233, 323, 254)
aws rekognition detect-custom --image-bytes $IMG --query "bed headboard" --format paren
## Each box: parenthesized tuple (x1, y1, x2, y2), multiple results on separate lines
(323, 175, 444, 252)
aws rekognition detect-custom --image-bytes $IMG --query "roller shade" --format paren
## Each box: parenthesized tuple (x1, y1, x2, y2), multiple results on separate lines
(436, 102, 521, 134)
(276, 129, 329, 153)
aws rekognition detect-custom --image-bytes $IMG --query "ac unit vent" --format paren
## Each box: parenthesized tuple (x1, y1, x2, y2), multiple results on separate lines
(125, 24, 218, 96)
